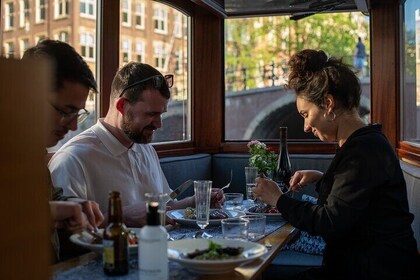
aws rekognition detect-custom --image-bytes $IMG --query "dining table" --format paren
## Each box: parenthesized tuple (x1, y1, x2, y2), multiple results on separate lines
(52, 203, 297, 280)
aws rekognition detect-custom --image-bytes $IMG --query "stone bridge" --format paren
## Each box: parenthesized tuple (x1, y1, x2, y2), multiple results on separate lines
(154, 81, 371, 141)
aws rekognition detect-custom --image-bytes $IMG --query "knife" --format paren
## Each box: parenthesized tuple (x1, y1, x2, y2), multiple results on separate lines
(169, 179, 194, 200)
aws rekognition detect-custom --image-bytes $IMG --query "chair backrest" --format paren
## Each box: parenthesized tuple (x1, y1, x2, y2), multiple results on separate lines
(0, 57, 51, 278)
(401, 161, 420, 250)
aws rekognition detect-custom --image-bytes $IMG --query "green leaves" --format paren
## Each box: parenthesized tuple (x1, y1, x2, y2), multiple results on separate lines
(247, 140, 276, 176)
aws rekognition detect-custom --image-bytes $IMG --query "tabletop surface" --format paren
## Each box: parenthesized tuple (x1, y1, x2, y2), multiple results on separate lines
(52, 205, 297, 280)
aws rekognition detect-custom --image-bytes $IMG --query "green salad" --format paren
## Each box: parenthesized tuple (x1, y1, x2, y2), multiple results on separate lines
(186, 240, 244, 260)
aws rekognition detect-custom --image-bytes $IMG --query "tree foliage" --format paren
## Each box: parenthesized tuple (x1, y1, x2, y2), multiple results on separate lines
(225, 12, 369, 91)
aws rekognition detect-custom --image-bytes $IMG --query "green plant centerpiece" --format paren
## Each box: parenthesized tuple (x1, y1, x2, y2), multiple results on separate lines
(247, 140, 276, 177)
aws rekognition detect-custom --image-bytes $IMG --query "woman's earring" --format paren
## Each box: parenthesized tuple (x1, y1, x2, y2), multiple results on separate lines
(323, 111, 336, 121)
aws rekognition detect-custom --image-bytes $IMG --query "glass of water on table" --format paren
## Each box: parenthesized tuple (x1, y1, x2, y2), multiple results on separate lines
(245, 166, 259, 202)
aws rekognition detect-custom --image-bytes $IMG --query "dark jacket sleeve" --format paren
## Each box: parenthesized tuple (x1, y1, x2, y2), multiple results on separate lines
(277, 136, 396, 241)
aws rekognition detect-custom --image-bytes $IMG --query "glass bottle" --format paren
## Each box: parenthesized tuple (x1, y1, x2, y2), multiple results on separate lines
(139, 202, 168, 280)
(273, 127, 292, 192)
(103, 191, 128, 276)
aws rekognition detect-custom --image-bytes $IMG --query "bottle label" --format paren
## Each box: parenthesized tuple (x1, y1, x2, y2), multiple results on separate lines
(103, 239, 114, 269)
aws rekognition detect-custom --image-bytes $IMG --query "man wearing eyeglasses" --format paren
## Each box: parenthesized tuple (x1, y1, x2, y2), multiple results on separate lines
(23, 40, 104, 261)
(49, 62, 223, 227)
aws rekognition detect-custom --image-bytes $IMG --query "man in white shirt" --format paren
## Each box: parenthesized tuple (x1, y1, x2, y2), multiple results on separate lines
(49, 62, 223, 227)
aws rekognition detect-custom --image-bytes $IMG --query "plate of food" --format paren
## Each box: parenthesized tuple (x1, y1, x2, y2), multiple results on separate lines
(167, 207, 245, 227)
(69, 228, 140, 255)
(244, 204, 283, 220)
(168, 238, 267, 274)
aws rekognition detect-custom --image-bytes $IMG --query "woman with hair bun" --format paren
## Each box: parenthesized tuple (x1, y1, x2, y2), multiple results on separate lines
(254, 49, 419, 279)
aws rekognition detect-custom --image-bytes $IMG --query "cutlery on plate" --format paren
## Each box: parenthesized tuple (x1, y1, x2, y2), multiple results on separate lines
(80, 228, 103, 244)
(219, 170, 233, 192)
(169, 180, 194, 201)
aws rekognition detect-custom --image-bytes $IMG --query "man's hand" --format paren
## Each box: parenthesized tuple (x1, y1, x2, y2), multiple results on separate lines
(49, 201, 88, 233)
(68, 198, 105, 231)
(120, 202, 148, 227)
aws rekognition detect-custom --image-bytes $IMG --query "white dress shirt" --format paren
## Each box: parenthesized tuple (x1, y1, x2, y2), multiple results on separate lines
(48, 119, 172, 212)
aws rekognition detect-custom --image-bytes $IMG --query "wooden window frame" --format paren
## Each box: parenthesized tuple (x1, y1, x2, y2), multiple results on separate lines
(98, 0, 419, 164)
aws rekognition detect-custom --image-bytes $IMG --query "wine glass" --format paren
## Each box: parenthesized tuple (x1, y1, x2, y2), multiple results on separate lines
(193, 180, 212, 239)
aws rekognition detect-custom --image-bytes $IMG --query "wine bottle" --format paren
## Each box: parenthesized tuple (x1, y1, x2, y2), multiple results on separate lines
(273, 127, 292, 192)
(139, 202, 168, 280)
(103, 191, 129, 276)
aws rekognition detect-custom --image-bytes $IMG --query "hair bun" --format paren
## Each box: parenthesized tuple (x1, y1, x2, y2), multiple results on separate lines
(288, 49, 328, 74)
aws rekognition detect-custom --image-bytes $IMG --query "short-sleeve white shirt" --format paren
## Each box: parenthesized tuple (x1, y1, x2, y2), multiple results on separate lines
(48, 119, 172, 212)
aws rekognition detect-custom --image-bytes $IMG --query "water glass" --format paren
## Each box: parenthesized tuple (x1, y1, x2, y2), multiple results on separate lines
(145, 192, 169, 226)
(194, 180, 212, 230)
(221, 218, 249, 240)
(245, 166, 259, 201)
(223, 193, 244, 211)
(241, 215, 266, 241)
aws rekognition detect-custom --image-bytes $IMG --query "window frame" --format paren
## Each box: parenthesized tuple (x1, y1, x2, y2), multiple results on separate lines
(35, 0, 46, 23)
(153, 5, 168, 34)
(80, 31, 95, 61)
(398, 0, 420, 166)
(121, 0, 131, 27)
(134, 1, 145, 29)
(80, 0, 96, 19)
(54, 0, 69, 19)
(19, 0, 30, 28)
(4, 1, 15, 31)
(97, 0, 418, 163)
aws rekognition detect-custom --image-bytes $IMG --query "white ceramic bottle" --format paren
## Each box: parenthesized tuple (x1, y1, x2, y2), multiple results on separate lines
(139, 202, 168, 280)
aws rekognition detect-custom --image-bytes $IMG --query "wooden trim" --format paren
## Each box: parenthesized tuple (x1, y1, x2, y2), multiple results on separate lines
(370, 0, 400, 147)
(221, 142, 337, 154)
(398, 141, 420, 167)
(193, 6, 224, 151)
(190, 0, 227, 18)
(99, 0, 120, 117)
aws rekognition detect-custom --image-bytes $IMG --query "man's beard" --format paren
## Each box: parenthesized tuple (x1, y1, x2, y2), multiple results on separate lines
(121, 110, 156, 144)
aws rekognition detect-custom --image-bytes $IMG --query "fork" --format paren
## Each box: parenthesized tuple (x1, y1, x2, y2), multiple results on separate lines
(219, 170, 233, 192)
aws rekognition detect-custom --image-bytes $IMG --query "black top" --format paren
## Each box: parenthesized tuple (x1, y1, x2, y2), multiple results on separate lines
(277, 124, 419, 279)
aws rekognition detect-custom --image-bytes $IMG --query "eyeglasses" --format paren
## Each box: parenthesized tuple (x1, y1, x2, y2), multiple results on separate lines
(119, 74, 174, 97)
(49, 102, 90, 124)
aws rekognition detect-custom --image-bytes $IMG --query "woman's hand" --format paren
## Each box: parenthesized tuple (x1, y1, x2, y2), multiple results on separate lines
(289, 170, 324, 192)
(253, 177, 282, 206)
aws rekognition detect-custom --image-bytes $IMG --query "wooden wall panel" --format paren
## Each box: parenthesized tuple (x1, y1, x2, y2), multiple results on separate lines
(370, 0, 400, 147)
(99, 0, 120, 116)
(193, 7, 224, 151)
(0, 58, 50, 279)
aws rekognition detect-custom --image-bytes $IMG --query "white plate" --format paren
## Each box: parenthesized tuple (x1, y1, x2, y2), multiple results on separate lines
(166, 209, 245, 227)
(69, 228, 139, 255)
(168, 238, 267, 274)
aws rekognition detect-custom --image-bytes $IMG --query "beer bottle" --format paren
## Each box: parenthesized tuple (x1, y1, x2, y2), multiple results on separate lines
(103, 191, 129, 276)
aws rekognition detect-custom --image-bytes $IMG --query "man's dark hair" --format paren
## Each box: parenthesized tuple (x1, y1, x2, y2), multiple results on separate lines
(22, 39, 97, 93)
(111, 62, 170, 103)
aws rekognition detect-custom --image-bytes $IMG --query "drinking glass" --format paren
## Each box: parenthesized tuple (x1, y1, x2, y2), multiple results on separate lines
(223, 193, 244, 211)
(194, 180, 212, 238)
(221, 218, 249, 240)
(145, 192, 169, 226)
(245, 166, 259, 201)
(241, 215, 266, 241)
